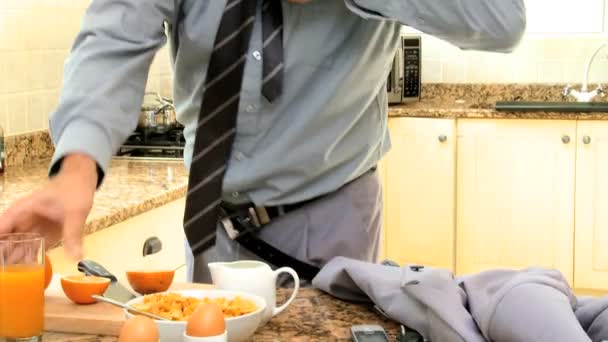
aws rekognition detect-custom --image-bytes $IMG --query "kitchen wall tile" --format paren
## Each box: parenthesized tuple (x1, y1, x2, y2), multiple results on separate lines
(145, 74, 160, 94)
(0, 11, 25, 51)
(563, 60, 586, 86)
(537, 61, 565, 83)
(157, 48, 172, 74)
(0, 1, 168, 134)
(6, 94, 29, 134)
(512, 58, 540, 84)
(47, 51, 66, 89)
(26, 53, 44, 91)
(149, 53, 162, 75)
(45, 91, 60, 119)
(160, 74, 173, 99)
(421, 59, 442, 83)
(4, 0, 40, 11)
(0, 53, 7, 95)
(6, 53, 28, 93)
(442, 61, 466, 83)
(0, 96, 8, 134)
(27, 93, 46, 131)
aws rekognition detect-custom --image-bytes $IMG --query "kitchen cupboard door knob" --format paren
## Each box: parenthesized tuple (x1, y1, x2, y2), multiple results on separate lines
(562, 135, 571, 144)
(438, 135, 448, 143)
(583, 136, 591, 144)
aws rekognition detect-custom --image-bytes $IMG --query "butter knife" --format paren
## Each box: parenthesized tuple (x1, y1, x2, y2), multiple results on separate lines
(77, 259, 140, 303)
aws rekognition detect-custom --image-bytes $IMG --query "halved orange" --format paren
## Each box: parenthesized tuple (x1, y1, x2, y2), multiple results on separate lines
(126, 270, 174, 295)
(44, 255, 52, 290)
(61, 275, 110, 304)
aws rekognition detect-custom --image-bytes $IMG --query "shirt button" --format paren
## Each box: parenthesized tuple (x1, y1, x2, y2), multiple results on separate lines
(252, 51, 262, 61)
(245, 104, 256, 113)
(231, 192, 240, 198)
(234, 152, 245, 161)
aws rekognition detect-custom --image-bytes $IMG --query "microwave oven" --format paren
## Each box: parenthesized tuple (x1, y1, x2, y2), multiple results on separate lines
(387, 35, 421, 104)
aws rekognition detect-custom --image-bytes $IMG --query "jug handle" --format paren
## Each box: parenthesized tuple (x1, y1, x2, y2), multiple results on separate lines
(272, 267, 300, 317)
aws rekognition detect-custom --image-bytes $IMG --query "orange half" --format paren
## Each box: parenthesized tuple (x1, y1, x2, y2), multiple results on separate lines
(44, 255, 53, 290)
(126, 270, 174, 295)
(61, 275, 110, 304)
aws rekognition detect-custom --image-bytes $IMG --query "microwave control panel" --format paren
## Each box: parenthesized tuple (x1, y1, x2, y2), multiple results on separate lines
(402, 37, 421, 99)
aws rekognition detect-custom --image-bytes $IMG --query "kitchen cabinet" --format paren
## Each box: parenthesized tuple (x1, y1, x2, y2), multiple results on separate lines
(48, 198, 188, 283)
(575, 121, 608, 291)
(382, 117, 456, 270)
(456, 119, 576, 283)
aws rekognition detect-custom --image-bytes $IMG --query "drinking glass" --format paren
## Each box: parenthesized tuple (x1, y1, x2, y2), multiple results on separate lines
(0, 233, 45, 342)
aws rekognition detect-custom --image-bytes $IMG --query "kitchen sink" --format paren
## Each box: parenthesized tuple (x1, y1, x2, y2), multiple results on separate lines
(495, 101, 608, 112)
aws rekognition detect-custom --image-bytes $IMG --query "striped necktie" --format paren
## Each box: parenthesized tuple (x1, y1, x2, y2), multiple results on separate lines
(183, 0, 284, 256)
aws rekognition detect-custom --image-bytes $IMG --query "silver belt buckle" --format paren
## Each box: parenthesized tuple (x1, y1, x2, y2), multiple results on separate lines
(220, 206, 270, 241)
(245, 207, 271, 227)
(220, 217, 240, 240)
(254, 207, 270, 225)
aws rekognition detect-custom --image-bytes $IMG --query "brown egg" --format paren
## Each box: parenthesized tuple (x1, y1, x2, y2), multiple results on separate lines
(118, 315, 159, 342)
(186, 303, 226, 337)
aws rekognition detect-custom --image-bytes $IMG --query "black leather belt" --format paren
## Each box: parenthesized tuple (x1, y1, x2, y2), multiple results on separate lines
(218, 166, 377, 281)
(218, 204, 321, 280)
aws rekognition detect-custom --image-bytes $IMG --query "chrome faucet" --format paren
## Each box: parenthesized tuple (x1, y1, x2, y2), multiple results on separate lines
(563, 42, 607, 102)
(563, 84, 604, 102)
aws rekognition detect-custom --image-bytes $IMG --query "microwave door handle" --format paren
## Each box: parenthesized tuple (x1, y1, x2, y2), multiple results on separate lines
(396, 46, 404, 94)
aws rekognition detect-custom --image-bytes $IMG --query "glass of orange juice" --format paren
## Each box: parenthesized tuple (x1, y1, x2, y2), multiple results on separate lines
(0, 233, 45, 341)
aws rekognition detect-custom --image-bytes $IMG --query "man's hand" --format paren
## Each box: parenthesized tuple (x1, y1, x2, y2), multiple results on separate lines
(0, 154, 98, 259)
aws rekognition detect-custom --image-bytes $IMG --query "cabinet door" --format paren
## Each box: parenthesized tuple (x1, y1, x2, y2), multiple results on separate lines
(384, 117, 455, 270)
(456, 119, 576, 283)
(575, 121, 608, 290)
(48, 198, 188, 282)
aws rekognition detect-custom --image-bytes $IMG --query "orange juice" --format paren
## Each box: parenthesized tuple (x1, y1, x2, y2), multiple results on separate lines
(0, 265, 45, 338)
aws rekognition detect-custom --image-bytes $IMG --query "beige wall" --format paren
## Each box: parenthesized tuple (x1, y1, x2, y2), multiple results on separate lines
(0, 0, 172, 136)
(419, 34, 608, 85)
(1, 1, 608, 135)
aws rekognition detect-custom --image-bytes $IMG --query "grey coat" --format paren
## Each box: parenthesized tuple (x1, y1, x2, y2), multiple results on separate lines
(312, 257, 608, 342)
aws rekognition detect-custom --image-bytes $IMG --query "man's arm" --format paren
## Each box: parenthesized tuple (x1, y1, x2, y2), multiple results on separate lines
(0, 0, 177, 259)
(50, 0, 177, 184)
(344, 0, 526, 53)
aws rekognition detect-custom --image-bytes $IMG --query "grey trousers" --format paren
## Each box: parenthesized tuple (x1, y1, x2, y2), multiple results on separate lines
(185, 168, 383, 284)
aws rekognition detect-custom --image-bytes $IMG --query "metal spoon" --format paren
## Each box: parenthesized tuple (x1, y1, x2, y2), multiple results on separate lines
(92, 295, 169, 321)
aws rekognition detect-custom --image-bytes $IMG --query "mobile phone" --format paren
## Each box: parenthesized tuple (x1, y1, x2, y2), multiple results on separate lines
(351, 324, 390, 342)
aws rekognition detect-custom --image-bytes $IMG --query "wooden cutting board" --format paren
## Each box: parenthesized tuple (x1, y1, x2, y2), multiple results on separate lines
(44, 275, 213, 336)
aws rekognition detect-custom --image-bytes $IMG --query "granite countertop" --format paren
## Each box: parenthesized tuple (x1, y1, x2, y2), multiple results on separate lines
(42, 288, 401, 341)
(389, 83, 608, 120)
(0, 158, 188, 246)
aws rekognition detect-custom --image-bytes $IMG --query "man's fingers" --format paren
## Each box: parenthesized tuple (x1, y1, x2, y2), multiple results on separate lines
(0, 209, 18, 235)
(0, 196, 32, 234)
(62, 211, 86, 260)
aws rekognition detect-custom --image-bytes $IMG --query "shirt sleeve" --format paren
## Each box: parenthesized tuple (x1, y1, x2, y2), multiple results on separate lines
(344, 0, 526, 53)
(49, 0, 177, 185)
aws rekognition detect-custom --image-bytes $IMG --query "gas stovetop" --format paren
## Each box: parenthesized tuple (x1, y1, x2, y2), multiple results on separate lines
(114, 128, 185, 161)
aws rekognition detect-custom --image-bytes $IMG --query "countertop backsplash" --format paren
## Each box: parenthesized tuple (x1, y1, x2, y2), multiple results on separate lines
(4, 83, 607, 168)
(4, 130, 54, 167)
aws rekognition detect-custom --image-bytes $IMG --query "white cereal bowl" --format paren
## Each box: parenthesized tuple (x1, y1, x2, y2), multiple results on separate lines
(124, 289, 267, 342)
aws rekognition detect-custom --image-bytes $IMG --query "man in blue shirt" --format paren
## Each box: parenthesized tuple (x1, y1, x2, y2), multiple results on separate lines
(0, 1, 526, 282)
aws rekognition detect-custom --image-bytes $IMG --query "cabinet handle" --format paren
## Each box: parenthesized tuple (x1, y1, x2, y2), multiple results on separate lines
(562, 135, 571, 144)
(438, 135, 448, 143)
(583, 136, 591, 145)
